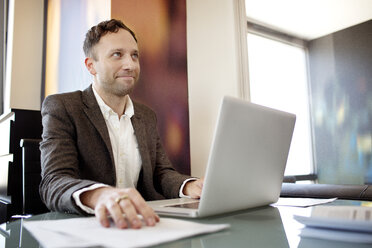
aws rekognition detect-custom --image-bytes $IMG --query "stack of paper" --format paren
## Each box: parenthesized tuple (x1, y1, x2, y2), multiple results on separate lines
(273, 197, 337, 207)
(24, 217, 229, 248)
(294, 206, 372, 243)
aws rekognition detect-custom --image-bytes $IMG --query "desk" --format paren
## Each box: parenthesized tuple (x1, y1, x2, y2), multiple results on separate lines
(0, 200, 371, 248)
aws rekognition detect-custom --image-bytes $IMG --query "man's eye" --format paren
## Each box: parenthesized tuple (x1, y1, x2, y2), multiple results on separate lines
(132, 53, 139, 59)
(113, 52, 121, 57)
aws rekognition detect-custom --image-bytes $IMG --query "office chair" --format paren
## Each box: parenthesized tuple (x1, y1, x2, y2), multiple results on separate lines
(20, 139, 48, 215)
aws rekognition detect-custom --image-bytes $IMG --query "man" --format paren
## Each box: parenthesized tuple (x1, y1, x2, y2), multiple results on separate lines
(40, 19, 203, 229)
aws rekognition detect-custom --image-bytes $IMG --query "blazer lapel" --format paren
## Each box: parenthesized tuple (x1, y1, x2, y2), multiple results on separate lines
(131, 104, 166, 200)
(131, 107, 152, 188)
(131, 110, 148, 164)
(81, 85, 115, 168)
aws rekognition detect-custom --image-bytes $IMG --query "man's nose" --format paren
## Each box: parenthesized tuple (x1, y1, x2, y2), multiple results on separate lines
(121, 55, 136, 70)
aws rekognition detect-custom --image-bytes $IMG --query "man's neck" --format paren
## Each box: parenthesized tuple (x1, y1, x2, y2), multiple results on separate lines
(93, 85, 127, 118)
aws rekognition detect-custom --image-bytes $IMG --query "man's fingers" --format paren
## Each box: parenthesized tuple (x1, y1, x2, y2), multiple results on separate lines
(191, 187, 202, 199)
(183, 178, 204, 198)
(196, 178, 204, 188)
(95, 204, 110, 228)
(126, 191, 158, 226)
(118, 197, 142, 229)
(106, 199, 128, 229)
(189, 179, 203, 198)
(94, 188, 159, 229)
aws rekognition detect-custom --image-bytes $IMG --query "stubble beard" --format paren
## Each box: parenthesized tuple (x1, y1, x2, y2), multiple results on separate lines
(100, 76, 137, 98)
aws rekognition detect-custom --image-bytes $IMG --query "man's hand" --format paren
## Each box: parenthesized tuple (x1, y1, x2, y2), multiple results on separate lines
(80, 187, 159, 229)
(183, 178, 204, 198)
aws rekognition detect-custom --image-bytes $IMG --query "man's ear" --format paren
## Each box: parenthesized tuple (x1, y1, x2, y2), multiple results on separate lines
(85, 57, 96, 75)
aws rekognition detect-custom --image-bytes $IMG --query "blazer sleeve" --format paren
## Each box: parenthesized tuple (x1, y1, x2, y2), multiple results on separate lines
(39, 94, 97, 215)
(153, 130, 190, 198)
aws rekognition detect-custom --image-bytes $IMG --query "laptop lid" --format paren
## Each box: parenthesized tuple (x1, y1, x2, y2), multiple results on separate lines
(148, 96, 296, 218)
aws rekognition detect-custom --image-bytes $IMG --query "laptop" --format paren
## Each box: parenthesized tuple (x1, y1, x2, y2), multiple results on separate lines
(147, 96, 296, 218)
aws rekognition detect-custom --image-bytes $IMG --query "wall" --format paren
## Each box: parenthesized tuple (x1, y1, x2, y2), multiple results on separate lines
(0, 0, 5, 114)
(111, 0, 191, 175)
(4, 0, 44, 110)
(187, 0, 243, 177)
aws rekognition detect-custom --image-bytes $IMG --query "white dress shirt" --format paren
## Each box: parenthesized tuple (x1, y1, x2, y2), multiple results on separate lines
(93, 88, 142, 188)
(73, 88, 194, 214)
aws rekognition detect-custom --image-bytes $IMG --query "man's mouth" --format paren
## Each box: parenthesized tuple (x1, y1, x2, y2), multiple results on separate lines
(116, 74, 135, 79)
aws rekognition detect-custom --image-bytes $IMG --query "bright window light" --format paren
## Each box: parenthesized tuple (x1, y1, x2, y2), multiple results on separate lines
(247, 33, 313, 176)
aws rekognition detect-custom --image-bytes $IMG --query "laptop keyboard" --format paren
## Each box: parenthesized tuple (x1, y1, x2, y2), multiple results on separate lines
(165, 201, 200, 209)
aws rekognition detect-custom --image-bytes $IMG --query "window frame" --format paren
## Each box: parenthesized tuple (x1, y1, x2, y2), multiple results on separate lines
(246, 20, 317, 182)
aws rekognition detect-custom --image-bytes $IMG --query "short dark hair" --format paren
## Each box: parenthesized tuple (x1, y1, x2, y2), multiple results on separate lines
(83, 19, 137, 59)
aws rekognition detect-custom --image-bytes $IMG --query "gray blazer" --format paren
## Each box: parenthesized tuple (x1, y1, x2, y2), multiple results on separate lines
(40, 85, 190, 215)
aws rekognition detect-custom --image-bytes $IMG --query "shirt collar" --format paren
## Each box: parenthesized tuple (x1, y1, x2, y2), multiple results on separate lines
(92, 86, 135, 120)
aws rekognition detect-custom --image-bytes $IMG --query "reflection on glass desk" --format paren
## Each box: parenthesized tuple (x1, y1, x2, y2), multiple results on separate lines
(0, 200, 371, 248)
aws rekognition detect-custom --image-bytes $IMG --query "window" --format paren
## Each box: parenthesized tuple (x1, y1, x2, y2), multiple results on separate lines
(245, 1, 372, 185)
(247, 31, 313, 178)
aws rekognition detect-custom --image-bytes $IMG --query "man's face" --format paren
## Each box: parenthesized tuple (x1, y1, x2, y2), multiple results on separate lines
(88, 29, 140, 97)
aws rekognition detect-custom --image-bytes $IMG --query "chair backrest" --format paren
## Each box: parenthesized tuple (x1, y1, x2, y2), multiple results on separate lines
(20, 139, 48, 215)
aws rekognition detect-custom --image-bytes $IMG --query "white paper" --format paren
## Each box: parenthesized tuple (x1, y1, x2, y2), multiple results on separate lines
(300, 227, 372, 244)
(294, 206, 372, 232)
(294, 206, 372, 243)
(272, 197, 337, 207)
(310, 205, 372, 221)
(24, 217, 230, 248)
(294, 215, 372, 233)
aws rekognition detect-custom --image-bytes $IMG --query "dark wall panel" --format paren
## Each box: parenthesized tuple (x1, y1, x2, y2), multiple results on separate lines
(308, 20, 372, 184)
